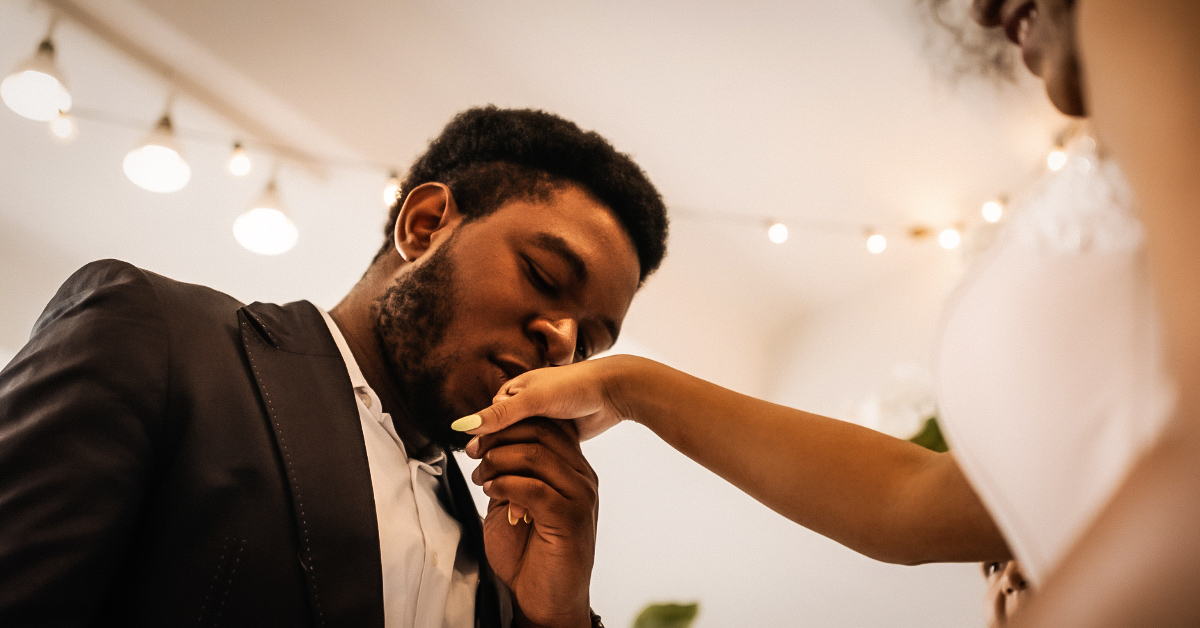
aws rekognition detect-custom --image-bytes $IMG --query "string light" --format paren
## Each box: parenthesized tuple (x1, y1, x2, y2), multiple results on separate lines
(47, 110, 77, 143)
(1, 26, 72, 122)
(6, 12, 1076, 260)
(767, 222, 789, 244)
(233, 179, 298, 255)
(981, 199, 1004, 223)
(123, 112, 191, 193)
(866, 232, 887, 254)
(227, 141, 252, 176)
(1047, 146, 1068, 172)
(383, 170, 401, 206)
(938, 227, 962, 250)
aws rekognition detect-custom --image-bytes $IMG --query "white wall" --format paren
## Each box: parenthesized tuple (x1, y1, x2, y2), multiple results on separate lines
(753, 249, 988, 628)
(767, 249, 960, 420)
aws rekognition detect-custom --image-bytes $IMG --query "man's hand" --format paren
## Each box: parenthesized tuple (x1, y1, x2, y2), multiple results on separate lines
(467, 418, 597, 628)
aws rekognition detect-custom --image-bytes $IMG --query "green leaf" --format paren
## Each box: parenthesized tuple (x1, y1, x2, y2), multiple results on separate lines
(908, 416, 949, 453)
(633, 602, 700, 628)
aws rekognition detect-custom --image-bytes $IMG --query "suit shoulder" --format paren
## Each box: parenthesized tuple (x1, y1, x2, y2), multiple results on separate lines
(58, 259, 151, 296)
(36, 260, 243, 337)
(33, 260, 158, 335)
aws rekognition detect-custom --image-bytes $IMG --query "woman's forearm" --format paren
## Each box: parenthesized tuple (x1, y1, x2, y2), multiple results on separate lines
(607, 355, 1009, 564)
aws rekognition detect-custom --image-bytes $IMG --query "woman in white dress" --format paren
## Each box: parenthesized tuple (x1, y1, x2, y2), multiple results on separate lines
(457, 1, 1200, 625)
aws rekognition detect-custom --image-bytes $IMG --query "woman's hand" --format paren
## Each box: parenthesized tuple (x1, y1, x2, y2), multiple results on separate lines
(453, 355, 639, 440)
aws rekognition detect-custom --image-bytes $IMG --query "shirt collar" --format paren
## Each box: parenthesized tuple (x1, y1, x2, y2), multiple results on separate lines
(316, 307, 447, 472)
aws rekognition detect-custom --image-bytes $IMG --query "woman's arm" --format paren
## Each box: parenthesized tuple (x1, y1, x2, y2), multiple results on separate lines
(461, 355, 1009, 565)
(1010, 1, 1200, 626)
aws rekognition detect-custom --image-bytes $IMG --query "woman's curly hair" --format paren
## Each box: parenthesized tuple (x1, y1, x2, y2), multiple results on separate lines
(916, 0, 1018, 83)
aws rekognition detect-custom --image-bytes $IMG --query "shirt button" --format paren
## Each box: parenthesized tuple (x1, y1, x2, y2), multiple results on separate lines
(431, 551, 439, 568)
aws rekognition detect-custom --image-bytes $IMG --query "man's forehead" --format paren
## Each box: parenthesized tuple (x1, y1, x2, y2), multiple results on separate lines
(493, 189, 638, 273)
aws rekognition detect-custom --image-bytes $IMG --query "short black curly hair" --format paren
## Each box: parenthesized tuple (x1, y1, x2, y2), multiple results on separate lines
(374, 106, 669, 282)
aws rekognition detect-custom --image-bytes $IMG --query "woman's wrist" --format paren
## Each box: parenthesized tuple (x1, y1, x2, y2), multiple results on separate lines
(597, 354, 663, 428)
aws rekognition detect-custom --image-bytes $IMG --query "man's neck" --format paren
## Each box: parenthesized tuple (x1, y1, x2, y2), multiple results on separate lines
(327, 293, 433, 456)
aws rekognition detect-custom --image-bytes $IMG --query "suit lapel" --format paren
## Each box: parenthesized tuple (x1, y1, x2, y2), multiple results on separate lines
(240, 301, 384, 628)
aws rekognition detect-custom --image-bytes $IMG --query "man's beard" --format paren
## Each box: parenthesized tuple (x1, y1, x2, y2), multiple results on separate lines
(374, 236, 469, 451)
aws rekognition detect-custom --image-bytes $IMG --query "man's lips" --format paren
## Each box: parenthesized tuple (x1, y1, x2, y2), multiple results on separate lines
(488, 356, 533, 392)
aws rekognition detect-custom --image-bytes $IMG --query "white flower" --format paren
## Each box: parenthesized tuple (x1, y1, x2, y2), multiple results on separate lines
(859, 363, 938, 439)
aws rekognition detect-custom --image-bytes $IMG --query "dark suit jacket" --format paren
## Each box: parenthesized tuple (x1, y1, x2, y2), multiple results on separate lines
(0, 260, 508, 627)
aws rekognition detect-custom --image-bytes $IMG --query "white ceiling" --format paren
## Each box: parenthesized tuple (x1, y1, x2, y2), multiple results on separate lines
(0, 0, 1064, 386)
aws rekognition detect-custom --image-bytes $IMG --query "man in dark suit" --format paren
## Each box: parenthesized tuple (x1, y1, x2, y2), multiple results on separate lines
(0, 107, 669, 627)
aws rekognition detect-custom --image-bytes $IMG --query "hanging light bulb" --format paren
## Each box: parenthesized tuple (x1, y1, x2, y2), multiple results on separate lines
(866, 232, 887, 254)
(383, 170, 401, 206)
(767, 221, 789, 244)
(981, 199, 1005, 223)
(227, 141, 252, 176)
(938, 227, 962, 250)
(1, 35, 72, 122)
(234, 180, 298, 255)
(1047, 146, 1068, 172)
(123, 113, 191, 193)
(47, 110, 77, 143)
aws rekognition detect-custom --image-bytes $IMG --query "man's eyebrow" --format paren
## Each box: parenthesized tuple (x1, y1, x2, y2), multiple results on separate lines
(530, 232, 588, 284)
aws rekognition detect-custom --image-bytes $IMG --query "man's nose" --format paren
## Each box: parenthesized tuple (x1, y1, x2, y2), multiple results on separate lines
(530, 316, 578, 367)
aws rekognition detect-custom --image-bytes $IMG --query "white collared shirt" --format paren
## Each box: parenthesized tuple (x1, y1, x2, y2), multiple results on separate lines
(319, 309, 478, 628)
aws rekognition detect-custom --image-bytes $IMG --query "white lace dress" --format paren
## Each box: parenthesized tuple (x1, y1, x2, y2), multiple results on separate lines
(935, 137, 1175, 585)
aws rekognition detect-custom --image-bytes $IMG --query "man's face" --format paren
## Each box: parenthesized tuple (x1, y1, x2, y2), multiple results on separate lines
(375, 185, 641, 449)
(972, 0, 1084, 116)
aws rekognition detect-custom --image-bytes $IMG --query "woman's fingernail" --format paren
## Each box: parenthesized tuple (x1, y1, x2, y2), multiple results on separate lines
(523, 512, 532, 524)
(482, 480, 492, 493)
(465, 436, 480, 457)
(451, 414, 482, 432)
(508, 505, 518, 526)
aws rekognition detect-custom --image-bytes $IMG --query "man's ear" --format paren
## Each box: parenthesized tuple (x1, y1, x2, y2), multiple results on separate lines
(393, 182, 461, 262)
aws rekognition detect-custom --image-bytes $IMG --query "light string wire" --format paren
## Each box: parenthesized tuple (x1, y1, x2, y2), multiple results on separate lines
(66, 105, 389, 174)
(66, 103, 1072, 250)
(13, 6, 1078, 253)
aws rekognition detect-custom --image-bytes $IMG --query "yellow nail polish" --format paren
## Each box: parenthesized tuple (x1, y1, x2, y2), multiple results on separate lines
(507, 505, 518, 526)
(451, 414, 482, 432)
(523, 512, 532, 524)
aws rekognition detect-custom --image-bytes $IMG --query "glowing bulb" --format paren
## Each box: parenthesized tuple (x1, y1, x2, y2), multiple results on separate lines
(767, 222, 789, 244)
(228, 142, 252, 176)
(123, 115, 191, 193)
(981, 200, 1004, 223)
(47, 111, 76, 143)
(938, 227, 962, 250)
(234, 181, 298, 255)
(383, 171, 401, 206)
(1, 40, 71, 121)
(1047, 149, 1068, 171)
(866, 233, 887, 254)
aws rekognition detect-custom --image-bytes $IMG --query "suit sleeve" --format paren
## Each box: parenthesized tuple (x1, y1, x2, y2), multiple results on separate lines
(0, 260, 169, 624)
